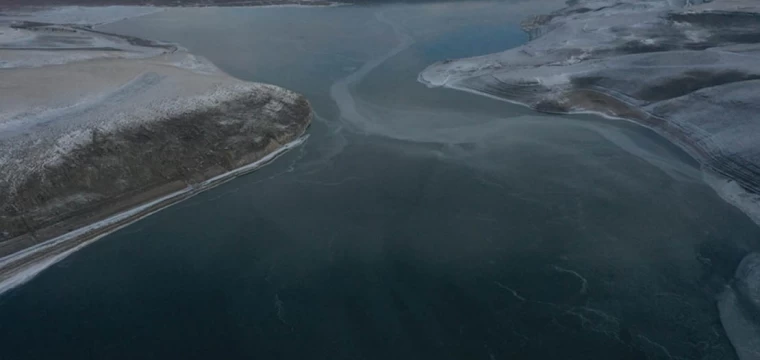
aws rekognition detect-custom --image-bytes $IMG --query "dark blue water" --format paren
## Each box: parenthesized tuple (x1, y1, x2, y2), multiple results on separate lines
(1, 3, 759, 359)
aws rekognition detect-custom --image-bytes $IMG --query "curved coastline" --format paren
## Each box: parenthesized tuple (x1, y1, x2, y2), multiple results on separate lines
(0, 17, 313, 295)
(419, 0, 760, 358)
(419, 1, 760, 225)
(0, 135, 309, 295)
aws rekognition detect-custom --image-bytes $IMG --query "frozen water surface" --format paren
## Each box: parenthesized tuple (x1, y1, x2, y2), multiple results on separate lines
(1, 2, 759, 360)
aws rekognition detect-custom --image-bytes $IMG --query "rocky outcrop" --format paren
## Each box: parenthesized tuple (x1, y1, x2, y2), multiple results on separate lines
(419, 0, 760, 221)
(0, 23, 311, 262)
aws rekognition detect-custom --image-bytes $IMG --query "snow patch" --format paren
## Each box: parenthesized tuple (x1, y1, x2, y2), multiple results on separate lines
(703, 171, 760, 227)
(536, 73, 571, 86)
(0, 28, 34, 44)
(44, 129, 93, 166)
(167, 53, 219, 74)
(0, 50, 126, 69)
(3, 6, 166, 26)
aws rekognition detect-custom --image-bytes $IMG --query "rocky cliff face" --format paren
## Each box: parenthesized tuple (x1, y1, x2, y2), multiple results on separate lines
(420, 0, 760, 222)
(0, 22, 312, 257)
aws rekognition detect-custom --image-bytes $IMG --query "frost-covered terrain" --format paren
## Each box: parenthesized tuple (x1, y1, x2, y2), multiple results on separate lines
(419, 0, 760, 358)
(0, 13, 311, 292)
(420, 0, 760, 217)
(0, 0, 333, 8)
(719, 252, 760, 360)
(1, 6, 166, 25)
(0, 21, 174, 67)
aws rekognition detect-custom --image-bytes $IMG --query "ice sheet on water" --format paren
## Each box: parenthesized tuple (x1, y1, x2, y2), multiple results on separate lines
(704, 172, 760, 227)
(719, 253, 760, 360)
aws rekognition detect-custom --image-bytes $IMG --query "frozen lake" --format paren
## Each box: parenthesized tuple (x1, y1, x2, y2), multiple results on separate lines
(1, 2, 759, 359)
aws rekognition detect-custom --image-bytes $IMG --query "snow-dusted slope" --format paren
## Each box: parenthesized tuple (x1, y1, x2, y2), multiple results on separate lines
(0, 21, 174, 68)
(419, 1, 760, 358)
(2, 6, 166, 25)
(420, 0, 760, 222)
(0, 16, 311, 291)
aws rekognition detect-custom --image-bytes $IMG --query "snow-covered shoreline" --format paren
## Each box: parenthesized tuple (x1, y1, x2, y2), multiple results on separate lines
(418, 0, 760, 225)
(0, 134, 308, 296)
(0, 6, 313, 296)
(421, 73, 760, 228)
(1, 6, 167, 26)
(419, 1, 760, 359)
(0, 2, 343, 27)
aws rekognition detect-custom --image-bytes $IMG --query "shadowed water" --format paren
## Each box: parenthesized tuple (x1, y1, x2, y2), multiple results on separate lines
(1, 2, 759, 359)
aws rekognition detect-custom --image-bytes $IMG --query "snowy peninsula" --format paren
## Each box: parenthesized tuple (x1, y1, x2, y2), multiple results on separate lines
(0, 12, 312, 293)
